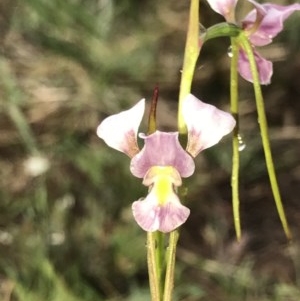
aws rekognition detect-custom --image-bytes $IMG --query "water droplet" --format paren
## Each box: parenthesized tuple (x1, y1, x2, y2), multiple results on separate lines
(238, 143, 246, 152)
(227, 46, 233, 58)
(237, 134, 246, 152)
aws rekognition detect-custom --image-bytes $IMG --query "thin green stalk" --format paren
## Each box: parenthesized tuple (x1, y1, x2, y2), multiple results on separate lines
(204, 23, 241, 42)
(155, 231, 166, 297)
(239, 33, 292, 240)
(147, 232, 161, 301)
(165, 0, 199, 299)
(230, 38, 241, 241)
(178, 0, 200, 134)
(163, 230, 179, 301)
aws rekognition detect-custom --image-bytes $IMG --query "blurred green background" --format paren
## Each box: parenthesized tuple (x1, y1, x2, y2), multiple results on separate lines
(1, 0, 300, 300)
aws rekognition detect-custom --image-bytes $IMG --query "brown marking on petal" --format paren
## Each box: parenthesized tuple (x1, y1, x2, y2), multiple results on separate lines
(186, 127, 202, 157)
(123, 130, 140, 158)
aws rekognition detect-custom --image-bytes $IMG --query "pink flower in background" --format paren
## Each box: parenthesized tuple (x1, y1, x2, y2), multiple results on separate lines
(206, 0, 300, 84)
(206, 0, 238, 22)
(97, 94, 235, 232)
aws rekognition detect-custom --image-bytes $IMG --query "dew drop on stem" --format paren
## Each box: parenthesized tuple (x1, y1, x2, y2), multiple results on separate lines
(227, 46, 233, 58)
(238, 134, 246, 151)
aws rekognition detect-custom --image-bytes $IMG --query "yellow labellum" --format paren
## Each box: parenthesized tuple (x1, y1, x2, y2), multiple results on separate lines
(143, 166, 182, 206)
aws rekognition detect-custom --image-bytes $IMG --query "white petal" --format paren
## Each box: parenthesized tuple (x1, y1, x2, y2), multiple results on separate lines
(132, 196, 160, 232)
(97, 99, 145, 157)
(182, 94, 236, 157)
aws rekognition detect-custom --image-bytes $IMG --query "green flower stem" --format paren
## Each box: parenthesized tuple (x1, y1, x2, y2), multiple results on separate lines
(204, 23, 241, 42)
(196, 22, 241, 240)
(147, 232, 161, 301)
(178, 0, 200, 134)
(155, 231, 166, 297)
(230, 38, 241, 241)
(163, 230, 179, 301)
(239, 33, 292, 240)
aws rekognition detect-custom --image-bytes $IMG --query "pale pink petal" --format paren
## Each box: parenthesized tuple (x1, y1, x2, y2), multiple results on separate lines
(238, 48, 273, 85)
(206, 0, 238, 21)
(243, 1, 300, 46)
(182, 94, 236, 157)
(130, 131, 195, 178)
(97, 99, 145, 157)
(132, 196, 160, 232)
(132, 160, 190, 232)
(132, 191, 190, 233)
(158, 201, 190, 233)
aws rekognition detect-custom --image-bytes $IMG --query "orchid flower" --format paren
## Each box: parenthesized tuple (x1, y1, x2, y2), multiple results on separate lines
(206, 0, 300, 84)
(97, 94, 235, 233)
